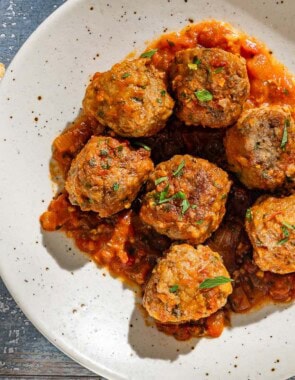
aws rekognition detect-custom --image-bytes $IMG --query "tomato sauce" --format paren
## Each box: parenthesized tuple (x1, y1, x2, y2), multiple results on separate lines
(40, 20, 295, 341)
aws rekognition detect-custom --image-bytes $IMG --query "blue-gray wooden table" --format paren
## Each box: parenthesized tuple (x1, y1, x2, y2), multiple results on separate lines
(0, 1, 294, 379)
(0, 2, 102, 378)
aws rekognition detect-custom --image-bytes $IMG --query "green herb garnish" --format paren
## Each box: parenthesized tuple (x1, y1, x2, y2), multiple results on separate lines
(132, 97, 143, 103)
(246, 208, 253, 221)
(101, 161, 110, 170)
(100, 149, 109, 156)
(155, 188, 186, 205)
(196, 219, 204, 225)
(181, 199, 190, 214)
(156, 98, 162, 104)
(281, 119, 290, 151)
(134, 142, 151, 151)
(281, 225, 290, 237)
(167, 40, 175, 47)
(121, 72, 131, 79)
(194, 89, 213, 102)
(221, 194, 227, 200)
(88, 158, 97, 167)
(160, 90, 166, 96)
(113, 183, 120, 191)
(140, 49, 158, 58)
(193, 58, 201, 65)
(199, 276, 233, 289)
(173, 160, 185, 177)
(214, 67, 224, 74)
(169, 284, 179, 293)
(282, 222, 295, 230)
(155, 176, 168, 185)
(277, 238, 289, 245)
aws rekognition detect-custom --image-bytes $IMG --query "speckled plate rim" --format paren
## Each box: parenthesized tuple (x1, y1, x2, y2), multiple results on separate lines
(0, 2, 123, 379)
(0, 0, 295, 379)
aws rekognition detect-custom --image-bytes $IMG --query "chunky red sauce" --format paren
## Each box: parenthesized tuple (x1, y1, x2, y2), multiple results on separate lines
(40, 20, 295, 341)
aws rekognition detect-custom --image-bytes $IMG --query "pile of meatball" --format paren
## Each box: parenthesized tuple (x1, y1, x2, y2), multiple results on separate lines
(65, 46, 295, 324)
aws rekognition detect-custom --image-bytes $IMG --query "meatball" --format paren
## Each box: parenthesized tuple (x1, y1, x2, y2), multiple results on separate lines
(143, 244, 233, 323)
(225, 106, 295, 190)
(245, 194, 295, 274)
(170, 47, 249, 128)
(139, 154, 231, 243)
(65, 136, 154, 217)
(83, 58, 174, 137)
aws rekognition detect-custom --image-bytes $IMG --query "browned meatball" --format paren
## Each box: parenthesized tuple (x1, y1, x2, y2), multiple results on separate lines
(143, 244, 233, 323)
(170, 47, 249, 128)
(139, 155, 231, 243)
(245, 194, 295, 274)
(225, 106, 295, 190)
(83, 58, 174, 137)
(65, 136, 154, 217)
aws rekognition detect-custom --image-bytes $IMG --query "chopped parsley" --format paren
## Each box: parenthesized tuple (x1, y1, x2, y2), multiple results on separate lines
(181, 199, 190, 215)
(282, 222, 295, 230)
(155, 184, 170, 204)
(193, 57, 201, 65)
(101, 161, 110, 170)
(169, 284, 179, 293)
(132, 97, 143, 103)
(281, 225, 290, 237)
(194, 89, 213, 102)
(199, 276, 233, 289)
(121, 72, 131, 79)
(140, 49, 158, 58)
(117, 145, 123, 152)
(281, 119, 290, 151)
(221, 194, 227, 200)
(276, 238, 289, 246)
(160, 90, 166, 96)
(155, 176, 168, 185)
(113, 183, 120, 191)
(88, 158, 97, 167)
(173, 160, 185, 177)
(100, 149, 109, 156)
(155, 187, 186, 205)
(156, 98, 162, 104)
(133, 142, 151, 151)
(196, 219, 204, 225)
(245, 208, 253, 221)
(214, 67, 224, 74)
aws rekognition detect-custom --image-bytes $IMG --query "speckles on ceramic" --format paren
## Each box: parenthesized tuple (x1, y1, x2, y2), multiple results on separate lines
(0, 0, 295, 379)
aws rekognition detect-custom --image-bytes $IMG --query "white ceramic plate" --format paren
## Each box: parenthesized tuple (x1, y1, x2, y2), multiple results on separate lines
(1, 0, 295, 379)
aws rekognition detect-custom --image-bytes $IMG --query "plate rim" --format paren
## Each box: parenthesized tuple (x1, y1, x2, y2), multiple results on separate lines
(0, 1, 295, 379)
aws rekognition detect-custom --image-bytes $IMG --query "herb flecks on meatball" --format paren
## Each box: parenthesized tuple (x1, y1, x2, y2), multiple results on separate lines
(83, 58, 174, 137)
(65, 136, 154, 217)
(170, 47, 250, 128)
(140, 154, 231, 243)
(143, 244, 233, 323)
(245, 194, 295, 274)
(225, 105, 295, 190)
